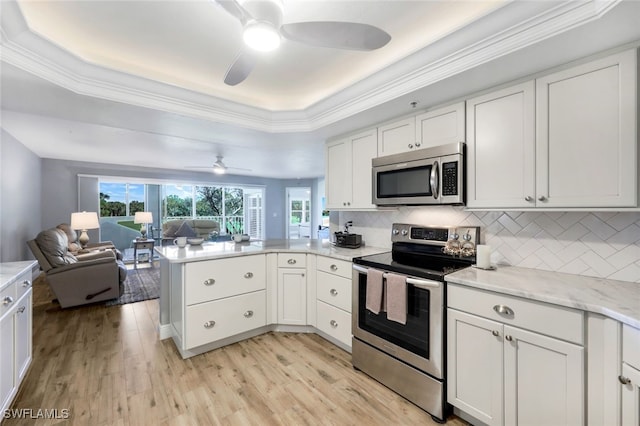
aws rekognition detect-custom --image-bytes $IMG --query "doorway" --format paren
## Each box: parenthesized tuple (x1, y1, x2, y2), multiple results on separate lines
(286, 187, 311, 239)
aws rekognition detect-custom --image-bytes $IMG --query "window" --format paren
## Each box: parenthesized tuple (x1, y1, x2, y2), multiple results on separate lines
(162, 184, 263, 239)
(100, 182, 145, 216)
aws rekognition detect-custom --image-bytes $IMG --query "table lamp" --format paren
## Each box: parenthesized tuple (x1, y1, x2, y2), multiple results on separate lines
(134, 212, 153, 238)
(70, 211, 100, 248)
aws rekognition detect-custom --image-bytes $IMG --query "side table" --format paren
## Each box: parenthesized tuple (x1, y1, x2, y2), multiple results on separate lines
(132, 238, 155, 268)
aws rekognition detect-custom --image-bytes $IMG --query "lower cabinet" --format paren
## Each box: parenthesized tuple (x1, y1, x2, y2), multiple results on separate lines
(447, 284, 584, 426)
(315, 256, 352, 348)
(277, 253, 307, 325)
(622, 324, 640, 425)
(0, 265, 33, 415)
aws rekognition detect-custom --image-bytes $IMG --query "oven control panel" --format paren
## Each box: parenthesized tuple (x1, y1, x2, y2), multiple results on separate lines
(391, 223, 480, 248)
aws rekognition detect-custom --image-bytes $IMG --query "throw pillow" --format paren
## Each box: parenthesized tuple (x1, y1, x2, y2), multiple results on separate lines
(163, 223, 181, 238)
(175, 221, 197, 238)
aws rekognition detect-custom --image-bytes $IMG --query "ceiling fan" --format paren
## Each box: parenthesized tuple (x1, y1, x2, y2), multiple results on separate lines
(185, 155, 252, 174)
(215, 0, 392, 85)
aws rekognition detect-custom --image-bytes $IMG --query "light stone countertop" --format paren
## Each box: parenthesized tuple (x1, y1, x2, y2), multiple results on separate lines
(446, 265, 640, 330)
(0, 260, 37, 292)
(154, 239, 389, 263)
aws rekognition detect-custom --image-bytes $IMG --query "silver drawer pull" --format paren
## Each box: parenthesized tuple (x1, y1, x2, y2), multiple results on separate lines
(330, 289, 338, 296)
(2, 296, 14, 306)
(330, 320, 338, 328)
(619, 375, 632, 385)
(493, 304, 514, 316)
(244, 272, 254, 279)
(505, 335, 513, 342)
(330, 264, 338, 271)
(491, 330, 499, 337)
(204, 278, 216, 286)
(287, 259, 297, 265)
(203, 320, 216, 329)
(22, 280, 31, 287)
(244, 310, 254, 318)
(17, 306, 26, 314)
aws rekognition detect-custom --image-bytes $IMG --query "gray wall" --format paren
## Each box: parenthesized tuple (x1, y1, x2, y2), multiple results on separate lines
(40, 158, 318, 241)
(1, 130, 42, 262)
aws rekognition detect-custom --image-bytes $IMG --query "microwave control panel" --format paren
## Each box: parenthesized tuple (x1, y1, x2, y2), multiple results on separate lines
(442, 161, 458, 196)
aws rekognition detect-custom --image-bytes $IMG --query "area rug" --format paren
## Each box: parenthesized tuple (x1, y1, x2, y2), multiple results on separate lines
(105, 265, 160, 306)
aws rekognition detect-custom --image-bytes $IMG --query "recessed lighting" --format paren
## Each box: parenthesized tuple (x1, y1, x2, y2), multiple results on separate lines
(243, 20, 281, 52)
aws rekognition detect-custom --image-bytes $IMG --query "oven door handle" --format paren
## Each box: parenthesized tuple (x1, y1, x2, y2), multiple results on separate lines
(352, 264, 441, 289)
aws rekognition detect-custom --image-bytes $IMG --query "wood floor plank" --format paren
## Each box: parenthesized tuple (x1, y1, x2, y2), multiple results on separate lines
(6, 276, 469, 425)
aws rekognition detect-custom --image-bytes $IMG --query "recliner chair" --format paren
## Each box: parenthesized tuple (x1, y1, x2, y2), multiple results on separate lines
(27, 227, 127, 308)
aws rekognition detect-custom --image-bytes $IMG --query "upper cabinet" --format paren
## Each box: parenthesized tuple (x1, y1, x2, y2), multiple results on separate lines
(467, 48, 638, 209)
(536, 49, 637, 208)
(325, 128, 378, 210)
(377, 102, 466, 157)
(466, 81, 535, 208)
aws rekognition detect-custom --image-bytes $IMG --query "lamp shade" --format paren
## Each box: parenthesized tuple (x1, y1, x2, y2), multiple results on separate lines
(70, 211, 100, 230)
(134, 212, 153, 224)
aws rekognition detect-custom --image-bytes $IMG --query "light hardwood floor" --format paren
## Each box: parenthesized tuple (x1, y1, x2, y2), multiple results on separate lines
(5, 275, 468, 426)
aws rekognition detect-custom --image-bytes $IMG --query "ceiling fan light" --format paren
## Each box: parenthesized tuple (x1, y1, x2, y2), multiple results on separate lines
(243, 21, 280, 52)
(213, 167, 226, 175)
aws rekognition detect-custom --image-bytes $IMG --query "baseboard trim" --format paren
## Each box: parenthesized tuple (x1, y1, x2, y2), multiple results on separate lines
(158, 324, 172, 340)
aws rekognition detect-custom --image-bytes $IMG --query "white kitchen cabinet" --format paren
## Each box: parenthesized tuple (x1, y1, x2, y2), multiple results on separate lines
(622, 325, 640, 425)
(277, 254, 307, 325)
(0, 263, 33, 416)
(170, 255, 267, 357)
(448, 284, 584, 426)
(377, 103, 465, 157)
(325, 128, 377, 210)
(466, 81, 535, 208)
(315, 256, 352, 349)
(377, 116, 416, 156)
(415, 102, 465, 149)
(467, 48, 637, 209)
(536, 49, 637, 207)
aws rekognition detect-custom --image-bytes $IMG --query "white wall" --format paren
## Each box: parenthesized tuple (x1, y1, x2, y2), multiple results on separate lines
(339, 207, 640, 284)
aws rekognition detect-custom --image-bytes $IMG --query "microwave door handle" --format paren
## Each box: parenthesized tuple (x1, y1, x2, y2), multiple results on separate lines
(430, 160, 439, 199)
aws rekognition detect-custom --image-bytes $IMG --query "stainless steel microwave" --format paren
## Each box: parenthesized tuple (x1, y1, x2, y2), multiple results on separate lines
(372, 142, 465, 206)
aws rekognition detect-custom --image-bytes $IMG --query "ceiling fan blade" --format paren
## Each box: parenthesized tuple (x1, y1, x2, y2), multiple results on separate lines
(280, 21, 391, 51)
(215, 0, 251, 24)
(184, 166, 215, 169)
(224, 50, 257, 86)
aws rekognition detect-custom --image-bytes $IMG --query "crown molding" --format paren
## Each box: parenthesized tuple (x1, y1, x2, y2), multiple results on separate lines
(0, 0, 620, 134)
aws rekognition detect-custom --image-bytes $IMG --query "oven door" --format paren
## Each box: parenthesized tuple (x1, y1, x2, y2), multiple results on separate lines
(372, 157, 441, 206)
(352, 264, 444, 379)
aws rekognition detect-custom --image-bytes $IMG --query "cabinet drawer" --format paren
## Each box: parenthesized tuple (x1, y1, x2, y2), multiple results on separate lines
(278, 253, 306, 268)
(0, 282, 17, 320)
(15, 272, 32, 301)
(316, 256, 352, 279)
(316, 300, 351, 348)
(448, 284, 584, 345)
(185, 255, 266, 305)
(185, 290, 266, 349)
(317, 271, 351, 312)
(623, 324, 640, 369)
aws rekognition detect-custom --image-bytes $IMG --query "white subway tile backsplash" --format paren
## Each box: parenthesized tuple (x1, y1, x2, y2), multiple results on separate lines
(339, 208, 640, 283)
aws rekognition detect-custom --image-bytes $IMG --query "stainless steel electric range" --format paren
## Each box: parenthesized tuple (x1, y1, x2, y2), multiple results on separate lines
(352, 223, 480, 423)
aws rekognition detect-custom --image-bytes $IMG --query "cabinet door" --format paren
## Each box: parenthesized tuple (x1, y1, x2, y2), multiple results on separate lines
(14, 291, 31, 383)
(622, 363, 640, 426)
(0, 312, 15, 413)
(377, 116, 416, 156)
(466, 81, 536, 208)
(536, 49, 637, 207)
(278, 268, 306, 325)
(447, 309, 503, 426)
(350, 129, 378, 209)
(325, 138, 352, 209)
(503, 325, 584, 426)
(416, 102, 465, 148)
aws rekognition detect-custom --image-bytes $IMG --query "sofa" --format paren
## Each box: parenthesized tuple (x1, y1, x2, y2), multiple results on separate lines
(27, 227, 127, 308)
(161, 219, 221, 244)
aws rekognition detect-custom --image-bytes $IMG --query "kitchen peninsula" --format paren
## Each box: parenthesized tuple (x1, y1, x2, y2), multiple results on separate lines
(155, 239, 387, 359)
